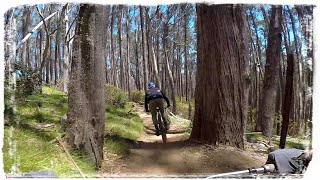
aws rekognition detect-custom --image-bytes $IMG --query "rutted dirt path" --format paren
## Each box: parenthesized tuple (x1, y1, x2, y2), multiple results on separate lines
(101, 105, 267, 178)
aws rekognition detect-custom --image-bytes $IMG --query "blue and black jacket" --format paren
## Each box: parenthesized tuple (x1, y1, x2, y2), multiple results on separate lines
(144, 87, 170, 111)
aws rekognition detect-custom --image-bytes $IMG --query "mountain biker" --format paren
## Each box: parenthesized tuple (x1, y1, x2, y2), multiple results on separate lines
(145, 82, 171, 136)
(265, 148, 313, 174)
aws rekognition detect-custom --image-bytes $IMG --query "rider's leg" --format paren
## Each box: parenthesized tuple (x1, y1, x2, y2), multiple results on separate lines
(149, 100, 160, 136)
(157, 99, 169, 130)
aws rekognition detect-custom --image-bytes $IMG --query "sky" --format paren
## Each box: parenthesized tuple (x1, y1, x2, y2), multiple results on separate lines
(0, 0, 319, 179)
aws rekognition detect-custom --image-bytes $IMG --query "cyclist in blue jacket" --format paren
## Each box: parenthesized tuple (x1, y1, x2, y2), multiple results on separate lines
(145, 82, 171, 136)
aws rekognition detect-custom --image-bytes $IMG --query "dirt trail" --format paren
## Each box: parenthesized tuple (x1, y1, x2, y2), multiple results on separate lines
(101, 105, 267, 178)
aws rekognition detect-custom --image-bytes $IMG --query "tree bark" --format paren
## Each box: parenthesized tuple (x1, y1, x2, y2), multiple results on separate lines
(63, 5, 70, 93)
(163, 18, 177, 114)
(257, 6, 282, 138)
(190, 5, 249, 148)
(118, 5, 124, 89)
(134, 30, 141, 90)
(126, 7, 131, 95)
(5, 17, 17, 125)
(66, 4, 107, 168)
(146, 12, 161, 89)
(140, 6, 148, 91)
(184, 5, 189, 101)
(279, 53, 294, 149)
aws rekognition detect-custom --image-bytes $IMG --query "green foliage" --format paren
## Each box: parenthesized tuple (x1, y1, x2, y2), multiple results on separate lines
(3, 86, 95, 177)
(272, 136, 310, 150)
(105, 104, 143, 141)
(176, 97, 194, 120)
(246, 107, 257, 132)
(13, 61, 39, 97)
(129, 90, 145, 104)
(104, 103, 143, 155)
(105, 84, 128, 108)
(245, 132, 310, 150)
(3, 85, 144, 176)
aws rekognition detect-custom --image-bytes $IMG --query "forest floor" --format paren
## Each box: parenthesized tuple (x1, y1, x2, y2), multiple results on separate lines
(99, 105, 267, 178)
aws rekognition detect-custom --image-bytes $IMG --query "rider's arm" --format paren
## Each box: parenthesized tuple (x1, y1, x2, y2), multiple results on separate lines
(161, 91, 171, 107)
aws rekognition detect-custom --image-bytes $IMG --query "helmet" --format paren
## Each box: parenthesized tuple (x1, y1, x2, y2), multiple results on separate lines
(148, 82, 155, 89)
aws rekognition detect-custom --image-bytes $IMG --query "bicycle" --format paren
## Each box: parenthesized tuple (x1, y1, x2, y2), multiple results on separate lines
(156, 107, 167, 143)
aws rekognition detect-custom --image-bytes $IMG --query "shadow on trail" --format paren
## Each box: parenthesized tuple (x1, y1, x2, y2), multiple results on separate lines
(133, 139, 199, 150)
(144, 125, 190, 135)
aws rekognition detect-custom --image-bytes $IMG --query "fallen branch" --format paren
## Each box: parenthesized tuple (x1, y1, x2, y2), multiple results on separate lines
(56, 137, 86, 178)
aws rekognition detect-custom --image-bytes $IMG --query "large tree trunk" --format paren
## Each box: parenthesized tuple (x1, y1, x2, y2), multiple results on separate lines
(279, 53, 294, 148)
(190, 5, 249, 148)
(66, 4, 107, 168)
(257, 6, 282, 138)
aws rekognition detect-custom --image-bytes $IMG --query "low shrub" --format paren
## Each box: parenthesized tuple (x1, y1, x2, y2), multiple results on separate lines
(129, 90, 145, 104)
(105, 84, 128, 108)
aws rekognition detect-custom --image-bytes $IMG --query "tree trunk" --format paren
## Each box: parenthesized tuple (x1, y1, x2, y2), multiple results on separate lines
(257, 6, 282, 138)
(146, 12, 161, 89)
(5, 17, 17, 125)
(118, 6, 124, 89)
(163, 19, 177, 114)
(249, 8, 263, 74)
(66, 4, 107, 168)
(190, 5, 249, 148)
(126, 7, 131, 95)
(287, 6, 304, 135)
(279, 53, 294, 149)
(63, 6, 70, 93)
(140, 6, 148, 91)
(22, 6, 31, 67)
(134, 30, 141, 90)
(184, 6, 189, 101)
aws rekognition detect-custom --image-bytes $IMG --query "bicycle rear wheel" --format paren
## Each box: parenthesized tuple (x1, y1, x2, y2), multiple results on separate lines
(158, 113, 167, 143)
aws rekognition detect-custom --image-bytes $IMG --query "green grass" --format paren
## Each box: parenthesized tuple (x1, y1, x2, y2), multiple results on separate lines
(175, 97, 194, 120)
(104, 103, 144, 155)
(2, 127, 95, 177)
(3, 86, 96, 177)
(245, 132, 310, 150)
(3, 86, 144, 177)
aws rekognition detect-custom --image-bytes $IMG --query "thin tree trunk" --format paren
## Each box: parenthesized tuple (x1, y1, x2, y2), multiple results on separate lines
(118, 5, 124, 89)
(140, 6, 148, 91)
(126, 7, 131, 95)
(249, 8, 263, 74)
(163, 22, 177, 114)
(184, 6, 188, 101)
(279, 53, 294, 149)
(146, 12, 161, 89)
(62, 5, 71, 93)
(134, 30, 141, 90)
(22, 6, 31, 67)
